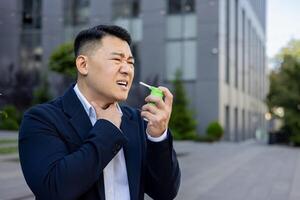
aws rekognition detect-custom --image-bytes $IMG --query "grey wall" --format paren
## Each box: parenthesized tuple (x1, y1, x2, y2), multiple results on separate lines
(195, 0, 220, 134)
(90, 0, 111, 26)
(0, 0, 22, 82)
(140, 0, 166, 83)
(42, 0, 64, 70)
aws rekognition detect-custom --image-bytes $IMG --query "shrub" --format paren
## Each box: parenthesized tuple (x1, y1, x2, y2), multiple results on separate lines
(0, 105, 21, 130)
(289, 134, 300, 146)
(195, 134, 216, 142)
(206, 121, 224, 141)
(172, 130, 199, 141)
(49, 42, 76, 78)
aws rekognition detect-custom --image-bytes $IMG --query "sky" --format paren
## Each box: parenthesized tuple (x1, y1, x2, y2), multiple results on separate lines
(267, 0, 300, 59)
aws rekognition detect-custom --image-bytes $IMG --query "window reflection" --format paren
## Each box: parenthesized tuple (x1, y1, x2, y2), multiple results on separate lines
(22, 0, 42, 29)
(166, 0, 197, 81)
(21, 0, 42, 70)
(64, 0, 90, 26)
(168, 0, 195, 14)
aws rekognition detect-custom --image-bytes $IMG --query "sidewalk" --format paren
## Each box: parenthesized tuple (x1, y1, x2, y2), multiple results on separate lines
(0, 131, 33, 200)
(1, 131, 300, 200)
(174, 140, 300, 200)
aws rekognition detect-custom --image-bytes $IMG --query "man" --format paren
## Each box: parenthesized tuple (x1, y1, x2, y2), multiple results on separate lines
(19, 25, 180, 200)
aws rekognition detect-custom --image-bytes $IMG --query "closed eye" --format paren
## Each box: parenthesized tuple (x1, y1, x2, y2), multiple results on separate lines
(110, 58, 134, 66)
(111, 58, 121, 62)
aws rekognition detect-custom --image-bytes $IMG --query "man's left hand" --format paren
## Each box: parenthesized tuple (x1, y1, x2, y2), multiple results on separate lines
(141, 86, 173, 138)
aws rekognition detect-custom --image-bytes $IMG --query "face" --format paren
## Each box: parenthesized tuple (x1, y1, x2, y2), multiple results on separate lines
(78, 35, 134, 104)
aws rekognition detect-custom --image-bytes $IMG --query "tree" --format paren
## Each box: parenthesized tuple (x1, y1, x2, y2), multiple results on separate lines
(169, 70, 197, 140)
(49, 42, 76, 78)
(275, 39, 300, 61)
(267, 54, 300, 145)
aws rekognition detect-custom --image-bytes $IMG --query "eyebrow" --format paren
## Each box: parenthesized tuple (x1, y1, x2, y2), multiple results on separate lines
(111, 52, 134, 61)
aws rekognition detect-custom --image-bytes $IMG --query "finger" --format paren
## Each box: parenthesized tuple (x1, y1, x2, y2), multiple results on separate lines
(158, 86, 173, 107)
(145, 95, 165, 109)
(141, 110, 156, 123)
(142, 103, 159, 115)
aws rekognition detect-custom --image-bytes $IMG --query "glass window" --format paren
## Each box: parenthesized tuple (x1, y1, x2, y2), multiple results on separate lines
(20, 30, 42, 69)
(183, 40, 197, 80)
(225, 0, 230, 84)
(112, 1, 132, 19)
(112, 0, 142, 42)
(166, 0, 196, 81)
(114, 18, 131, 31)
(225, 105, 230, 140)
(168, 0, 195, 14)
(64, 0, 90, 26)
(166, 15, 182, 39)
(168, 0, 181, 14)
(183, 14, 197, 38)
(234, 107, 238, 141)
(131, 18, 142, 42)
(166, 42, 182, 80)
(112, 0, 140, 19)
(166, 40, 196, 80)
(22, 0, 42, 29)
(166, 14, 196, 39)
(183, 0, 195, 13)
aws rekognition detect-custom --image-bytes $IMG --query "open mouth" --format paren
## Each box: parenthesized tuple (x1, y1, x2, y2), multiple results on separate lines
(116, 80, 128, 88)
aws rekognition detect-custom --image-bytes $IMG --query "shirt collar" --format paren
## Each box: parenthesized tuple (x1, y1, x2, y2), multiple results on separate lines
(73, 84, 123, 117)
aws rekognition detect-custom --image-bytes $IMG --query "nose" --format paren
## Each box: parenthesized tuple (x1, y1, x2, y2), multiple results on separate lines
(119, 62, 132, 74)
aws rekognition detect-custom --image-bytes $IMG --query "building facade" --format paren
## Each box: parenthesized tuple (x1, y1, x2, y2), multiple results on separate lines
(0, 0, 268, 141)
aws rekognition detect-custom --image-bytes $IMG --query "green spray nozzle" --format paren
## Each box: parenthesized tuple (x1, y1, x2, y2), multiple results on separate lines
(139, 81, 164, 99)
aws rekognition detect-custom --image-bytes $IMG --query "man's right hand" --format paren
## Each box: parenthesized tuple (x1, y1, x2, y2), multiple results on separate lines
(91, 102, 121, 129)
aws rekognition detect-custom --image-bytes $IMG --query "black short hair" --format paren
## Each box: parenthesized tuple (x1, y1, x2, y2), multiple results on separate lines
(74, 25, 132, 57)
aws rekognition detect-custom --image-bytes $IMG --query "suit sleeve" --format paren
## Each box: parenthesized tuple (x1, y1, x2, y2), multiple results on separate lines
(19, 106, 128, 200)
(144, 129, 181, 200)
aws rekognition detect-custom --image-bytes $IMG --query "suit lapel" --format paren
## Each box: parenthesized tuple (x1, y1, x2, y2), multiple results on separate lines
(62, 85, 92, 143)
(121, 109, 141, 200)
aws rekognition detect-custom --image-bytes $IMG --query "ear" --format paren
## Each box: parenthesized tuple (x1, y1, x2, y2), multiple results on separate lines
(76, 55, 88, 76)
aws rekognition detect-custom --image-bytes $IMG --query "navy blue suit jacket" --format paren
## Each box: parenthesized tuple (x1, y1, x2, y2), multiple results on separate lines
(19, 85, 180, 200)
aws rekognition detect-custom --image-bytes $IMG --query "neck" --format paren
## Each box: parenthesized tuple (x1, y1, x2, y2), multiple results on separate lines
(77, 80, 115, 109)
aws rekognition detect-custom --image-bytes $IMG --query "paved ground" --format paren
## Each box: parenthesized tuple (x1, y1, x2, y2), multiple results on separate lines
(1, 131, 300, 200)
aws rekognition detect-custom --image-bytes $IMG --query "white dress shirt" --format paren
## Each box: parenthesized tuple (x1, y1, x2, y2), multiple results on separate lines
(73, 84, 167, 200)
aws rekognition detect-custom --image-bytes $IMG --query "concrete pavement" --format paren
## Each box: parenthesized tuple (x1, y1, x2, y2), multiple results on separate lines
(174, 141, 300, 200)
(1, 131, 300, 200)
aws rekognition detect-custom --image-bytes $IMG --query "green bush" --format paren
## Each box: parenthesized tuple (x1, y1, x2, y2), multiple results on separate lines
(49, 42, 76, 78)
(172, 130, 199, 141)
(0, 105, 21, 130)
(206, 121, 224, 141)
(195, 134, 216, 142)
(289, 134, 300, 146)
